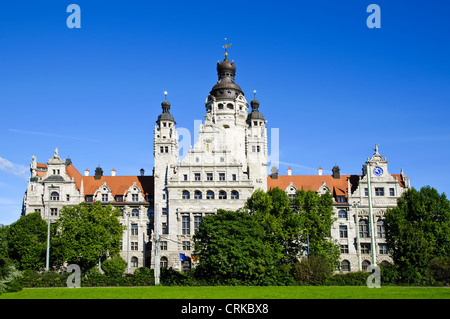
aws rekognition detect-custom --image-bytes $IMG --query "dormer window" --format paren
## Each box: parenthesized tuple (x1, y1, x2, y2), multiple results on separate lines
(102, 194, 109, 202)
(132, 194, 139, 202)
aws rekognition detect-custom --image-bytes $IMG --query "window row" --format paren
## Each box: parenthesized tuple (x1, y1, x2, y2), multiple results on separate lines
(364, 187, 396, 196)
(183, 173, 237, 182)
(340, 243, 388, 255)
(339, 219, 385, 238)
(181, 190, 239, 200)
(160, 241, 192, 251)
(84, 194, 144, 203)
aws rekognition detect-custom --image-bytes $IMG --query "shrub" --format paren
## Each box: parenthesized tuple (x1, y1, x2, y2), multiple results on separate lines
(293, 255, 331, 285)
(133, 267, 155, 286)
(0, 255, 23, 293)
(429, 256, 450, 286)
(101, 256, 126, 278)
(325, 271, 370, 286)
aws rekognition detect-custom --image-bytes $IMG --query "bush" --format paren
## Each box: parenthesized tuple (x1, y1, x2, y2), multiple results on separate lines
(325, 271, 370, 286)
(0, 255, 23, 293)
(101, 256, 126, 278)
(133, 267, 155, 286)
(294, 255, 331, 285)
(429, 256, 450, 286)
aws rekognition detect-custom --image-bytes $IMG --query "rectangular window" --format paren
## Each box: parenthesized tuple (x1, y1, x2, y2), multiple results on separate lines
(194, 216, 202, 233)
(257, 145, 260, 152)
(182, 216, 190, 235)
(160, 146, 164, 153)
(131, 242, 138, 251)
(340, 245, 349, 254)
(160, 241, 167, 250)
(85, 195, 93, 202)
(336, 196, 346, 203)
(389, 188, 395, 196)
(232, 174, 237, 181)
(162, 222, 168, 235)
(183, 174, 188, 181)
(66, 194, 70, 201)
(162, 207, 168, 215)
(131, 223, 138, 236)
(252, 146, 256, 152)
(164, 146, 169, 153)
(361, 243, 371, 254)
(50, 208, 58, 216)
(132, 194, 139, 202)
(375, 188, 384, 196)
(379, 244, 388, 255)
(219, 173, 225, 181)
(364, 188, 369, 196)
(102, 194, 108, 202)
(206, 173, 213, 181)
(339, 225, 348, 238)
(182, 241, 191, 251)
(194, 173, 201, 181)
(115, 195, 124, 202)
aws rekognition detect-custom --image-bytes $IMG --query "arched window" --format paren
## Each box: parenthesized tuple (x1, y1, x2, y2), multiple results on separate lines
(227, 103, 234, 110)
(362, 260, 371, 271)
(377, 219, 385, 238)
(218, 190, 227, 199)
(341, 260, 351, 272)
(131, 208, 139, 217)
(217, 103, 224, 110)
(206, 191, 214, 199)
(161, 257, 168, 268)
(50, 192, 59, 201)
(231, 190, 239, 199)
(338, 210, 347, 219)
(194, 190, 202, 199)
(359, 219, 369, 238)
(182, 190, 190, 199)
(131, 257, 138, 268)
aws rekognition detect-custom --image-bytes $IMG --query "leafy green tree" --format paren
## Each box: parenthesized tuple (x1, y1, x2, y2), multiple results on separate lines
(0, 254, 23, 294)
(6, 212, 48, 270)
(385, 186, 450, 283)
(292, 190, 340, 271)
(193, 209, 275, 285)
(246, 188, 303, 265)
(53, 202, 125, 272)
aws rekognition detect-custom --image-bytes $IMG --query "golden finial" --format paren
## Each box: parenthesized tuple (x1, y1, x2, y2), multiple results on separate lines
(223, 37, 232, 59)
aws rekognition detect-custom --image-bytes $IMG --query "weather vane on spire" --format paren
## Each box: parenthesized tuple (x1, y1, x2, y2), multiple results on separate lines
(223, 37, 232, 58)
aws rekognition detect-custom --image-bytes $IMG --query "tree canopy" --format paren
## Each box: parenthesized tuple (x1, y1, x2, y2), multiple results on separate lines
(385, 186, 450, 283)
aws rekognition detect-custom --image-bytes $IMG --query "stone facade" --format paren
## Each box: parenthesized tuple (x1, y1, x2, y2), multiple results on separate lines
(22, 51, 410, 273)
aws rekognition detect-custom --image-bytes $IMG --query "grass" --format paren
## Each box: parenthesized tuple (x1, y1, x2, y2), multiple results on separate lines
(1, 286, 449, 299)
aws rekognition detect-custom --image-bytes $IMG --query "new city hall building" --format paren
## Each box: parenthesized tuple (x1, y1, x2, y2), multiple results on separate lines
(22, 50, 411, 273)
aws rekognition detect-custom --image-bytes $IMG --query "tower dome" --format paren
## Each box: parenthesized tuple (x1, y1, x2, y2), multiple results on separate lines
(156, 93, 175, 124)
(210, 55, 243, 100)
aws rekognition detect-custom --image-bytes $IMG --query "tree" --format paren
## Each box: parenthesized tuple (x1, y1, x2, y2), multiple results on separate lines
(53, 202, 125, 272)
(6, 212, 48, 270)
(246, 188, 303, 265)
(193, 209, 275, 285)
(292, 190, 340, 271)
(385, 186, 450, 283)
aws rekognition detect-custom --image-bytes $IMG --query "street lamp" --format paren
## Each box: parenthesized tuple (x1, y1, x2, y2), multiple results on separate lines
(352, 201, 362, 271)
(45, 184, 54, 271)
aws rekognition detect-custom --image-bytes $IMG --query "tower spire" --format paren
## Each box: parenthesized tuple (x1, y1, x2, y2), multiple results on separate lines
(223, 38, 232, 60)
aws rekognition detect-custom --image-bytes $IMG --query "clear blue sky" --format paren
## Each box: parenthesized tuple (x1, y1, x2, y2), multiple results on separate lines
(1, 1, 449, 225)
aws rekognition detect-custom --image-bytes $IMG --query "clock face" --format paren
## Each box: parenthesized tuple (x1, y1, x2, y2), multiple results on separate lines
(373, 167, 383, 177)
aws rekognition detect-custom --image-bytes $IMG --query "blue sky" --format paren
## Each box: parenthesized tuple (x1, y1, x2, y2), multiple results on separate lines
(1, 1, 449, 225)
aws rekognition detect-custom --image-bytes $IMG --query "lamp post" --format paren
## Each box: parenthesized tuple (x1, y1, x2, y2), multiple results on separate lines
(366, 165, 377, 266)
(154, 204, 160, 285)
(45, 184, 54, 271)
(353, 201, 362, 271)
(125, 210, 130, 274)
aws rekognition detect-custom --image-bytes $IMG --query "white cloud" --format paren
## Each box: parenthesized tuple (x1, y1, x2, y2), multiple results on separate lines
(0, 156, 28, 178)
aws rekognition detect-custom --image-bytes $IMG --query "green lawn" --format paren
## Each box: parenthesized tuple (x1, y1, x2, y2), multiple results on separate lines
(1, 286, 449, 299)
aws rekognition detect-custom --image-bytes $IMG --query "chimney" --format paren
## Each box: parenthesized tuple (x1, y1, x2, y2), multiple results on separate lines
(111, 169, 116, 177)
(94, 166, 103, 180)
(84, 169, 90, 176)
(318, 167, 323, 176)
(140, 168, 145, 176)
(287, 167, 292, 176)
(332, 165, 340, 179)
